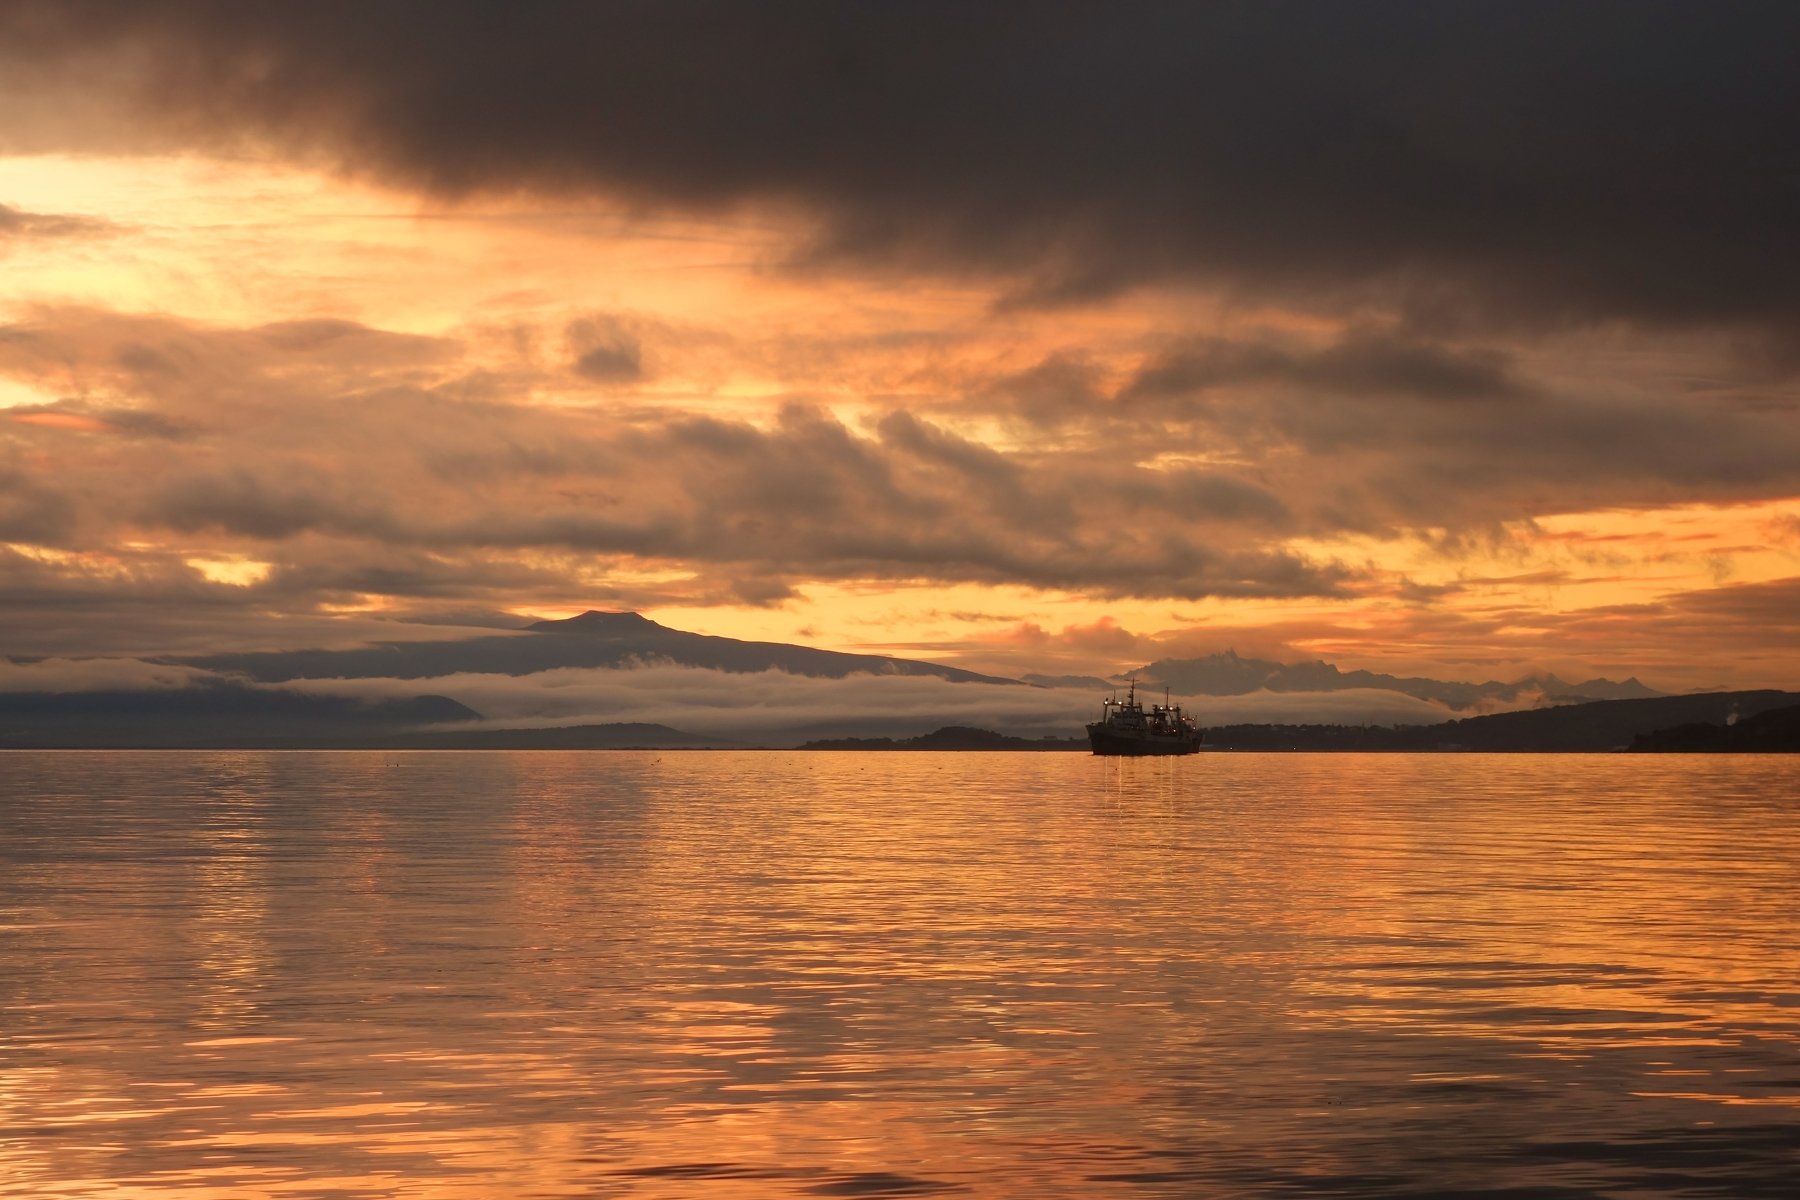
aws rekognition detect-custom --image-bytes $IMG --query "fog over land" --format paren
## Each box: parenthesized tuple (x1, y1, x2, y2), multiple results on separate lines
(0, 611, 1695, 746)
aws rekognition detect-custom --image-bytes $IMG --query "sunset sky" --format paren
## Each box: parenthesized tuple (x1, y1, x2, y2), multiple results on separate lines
(4, 3, 1800, 695)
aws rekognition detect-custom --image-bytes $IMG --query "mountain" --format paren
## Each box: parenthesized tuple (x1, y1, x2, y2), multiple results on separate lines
(1630, 703, 1800, 752)
(390, 721, 735, 750)
(1134, 649, 1661, 711)
(800, 726, 1088, 751)
(1204, 690, 1800, 752)
(0, 679, 739, 749)
(181, 610, 1020, 685)
(5, 611, 1744, 750)
(0, 686, 479, 748)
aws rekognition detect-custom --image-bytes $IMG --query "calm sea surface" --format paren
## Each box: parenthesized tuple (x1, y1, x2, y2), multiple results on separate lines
(2, 751, 1797, 1198)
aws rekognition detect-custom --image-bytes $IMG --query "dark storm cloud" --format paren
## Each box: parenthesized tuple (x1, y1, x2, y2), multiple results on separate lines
(1352, 574, 1800, 690)
(3, 3, 1798, 328)
(258, 548, 572, 604)
(1659, 575, 1800, 640)
(0, 542, 280, 659)
(0, 306, 1351, 613)
(566, 315, 645, 384)
(0, 307, 458, 416)
(1022, 326, 1800, 531)
(1128, 332, 1532, 404)
(985, 354, 1111, 428)
(0, 202, 117, 244)
(148, 469, 382, 541)
(0, 537, 588, 658)
(0, 460, 77, 544)
(9, 302, 1800, 622)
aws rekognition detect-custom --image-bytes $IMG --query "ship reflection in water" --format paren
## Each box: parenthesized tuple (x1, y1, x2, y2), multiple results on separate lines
(2, 751, 1798, 1197)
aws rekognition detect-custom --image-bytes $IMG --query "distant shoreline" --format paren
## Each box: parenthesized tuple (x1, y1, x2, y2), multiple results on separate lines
(5, 691, 1798, 753)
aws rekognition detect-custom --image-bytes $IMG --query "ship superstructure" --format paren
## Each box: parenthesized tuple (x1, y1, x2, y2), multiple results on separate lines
(1086, 680, 1203, 756)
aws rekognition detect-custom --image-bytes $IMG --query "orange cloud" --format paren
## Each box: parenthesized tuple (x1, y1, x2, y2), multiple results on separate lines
(9, 410, 113, 433)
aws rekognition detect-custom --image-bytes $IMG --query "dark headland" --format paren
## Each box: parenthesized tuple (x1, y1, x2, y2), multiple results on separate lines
(807, 691, 1800, 753)
(1629, 703, 1800, 752)
(1198, 692, 1800, 751)
(800, 727, 1087, 751)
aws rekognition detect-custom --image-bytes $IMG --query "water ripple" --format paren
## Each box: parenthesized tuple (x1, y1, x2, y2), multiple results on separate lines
(2, 750, 1797, 1196)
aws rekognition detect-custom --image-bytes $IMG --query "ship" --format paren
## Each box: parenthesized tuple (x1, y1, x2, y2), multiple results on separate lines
(1086, 679, 1203, 756)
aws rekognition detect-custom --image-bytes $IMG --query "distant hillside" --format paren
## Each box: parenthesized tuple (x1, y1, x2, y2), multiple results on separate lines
(181, 610, 1017, 685)
(390, 722, 734, 750)
(792, 692, 1800, 754)
(17, 691, 1796, 752)
(1630, 703, 1800, 752)
(1135, 649, 1660, 711)
(0, 686, 479, 749)
(0, 688, 733, 749)
(9, 612, 1768, 751)
(801, 725, 1088, 751)
(1205, 690, 1800, 752)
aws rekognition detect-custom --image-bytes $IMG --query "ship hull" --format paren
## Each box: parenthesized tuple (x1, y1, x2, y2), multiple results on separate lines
(1086, 725, 1202, 756)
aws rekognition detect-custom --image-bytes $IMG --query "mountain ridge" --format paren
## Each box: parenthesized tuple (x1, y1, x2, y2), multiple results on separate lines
(1203, 689, 1799, 752)
(181, 610, 1019, 686)
(7, 609, 1763, 749)
(1132, 649, 1661, 711)
(0, 685, 480, 748)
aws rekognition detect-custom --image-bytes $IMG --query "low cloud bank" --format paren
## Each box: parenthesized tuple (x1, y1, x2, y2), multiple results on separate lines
(1158, 687, 1458, 728)
(286, 665, 1093, 744)
(0, 656, 217, 692)
(281, 664, 1463, 744)
(0, 656, 1521, 744)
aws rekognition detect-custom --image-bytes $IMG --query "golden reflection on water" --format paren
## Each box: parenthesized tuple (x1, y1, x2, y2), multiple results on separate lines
(2, 750, 1798, 1197)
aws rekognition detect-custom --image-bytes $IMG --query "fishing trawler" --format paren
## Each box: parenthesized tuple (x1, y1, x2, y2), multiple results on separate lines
(1086, 679, 1203, 756)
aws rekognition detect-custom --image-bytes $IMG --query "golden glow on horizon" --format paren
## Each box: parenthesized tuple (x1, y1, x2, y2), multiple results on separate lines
(185, 557, 274, 587)
(0, 378, 57, 409)
(3, 541, 80, 565)
(624, 498, 1800, 681)
(1291, 499, 1800, 612)
(8, 409, 112, 432)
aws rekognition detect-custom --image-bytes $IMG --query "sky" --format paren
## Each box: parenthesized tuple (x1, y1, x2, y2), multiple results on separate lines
(3, 2, 1800, 697)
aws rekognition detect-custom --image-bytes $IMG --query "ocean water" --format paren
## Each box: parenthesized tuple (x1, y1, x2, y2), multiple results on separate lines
(1, 750, 1797, 1198)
